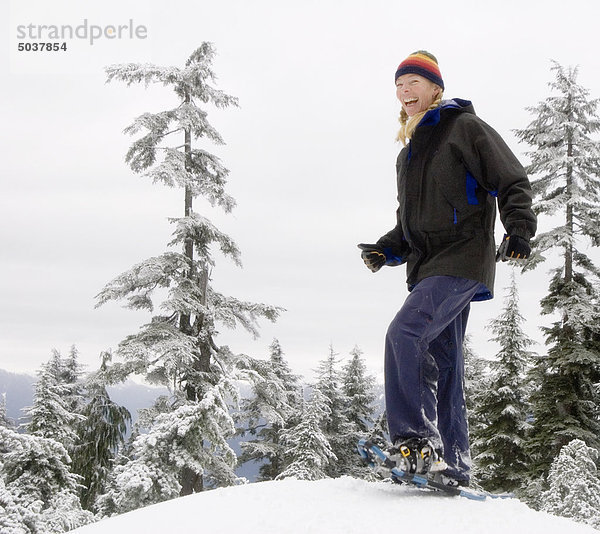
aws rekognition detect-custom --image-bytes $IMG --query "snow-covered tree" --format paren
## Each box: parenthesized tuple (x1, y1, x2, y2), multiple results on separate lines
(95, 43, 281, 496)
(342, 346, 376, 434)
(0, 475, 33, 534)
(314, 345, 355, 476)
(277, 388, 336, 481)
(314, 345, 345, 430)
(340, 346, 376, 477)
(0, 393, 12, 429)
(0, 426, 93, 533)
(514, 61, 600, 476)
(70, 351, 131, 511)
(472, 271, 535, 492)
(97, 346, 252, 515)
(24, 350, 82, 451)
(62, 345, 83, 382)
(463, 335, 489, 441)
(96, 451, 180, 517)
(60, 345, 86, 415)
(239, 339, 302, 480)
(541, 439, 600, 529)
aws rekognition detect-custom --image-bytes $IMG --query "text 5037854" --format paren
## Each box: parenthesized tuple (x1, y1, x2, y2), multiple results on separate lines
(17, 42, 68, 52)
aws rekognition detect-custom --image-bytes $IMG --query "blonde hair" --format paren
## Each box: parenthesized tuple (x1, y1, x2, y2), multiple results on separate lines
(396, 89, 443, 146)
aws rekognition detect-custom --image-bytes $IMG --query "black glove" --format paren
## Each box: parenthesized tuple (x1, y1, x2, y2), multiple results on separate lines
(358, 243, 404, 273)
(496, 234, 531, 262)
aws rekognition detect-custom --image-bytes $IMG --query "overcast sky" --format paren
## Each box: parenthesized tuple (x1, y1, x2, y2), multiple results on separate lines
(2, 0, 600, 381)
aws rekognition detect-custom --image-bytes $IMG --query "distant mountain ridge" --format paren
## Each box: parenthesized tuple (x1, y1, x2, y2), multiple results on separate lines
(0, 369, 36, 424)
(0, 368, 168, 427)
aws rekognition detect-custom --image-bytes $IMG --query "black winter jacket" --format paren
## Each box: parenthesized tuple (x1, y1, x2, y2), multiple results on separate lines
(377, 99, 537, 300)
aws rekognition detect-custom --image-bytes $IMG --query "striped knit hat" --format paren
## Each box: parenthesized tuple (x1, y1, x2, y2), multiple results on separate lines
(395, 50, 444, 90)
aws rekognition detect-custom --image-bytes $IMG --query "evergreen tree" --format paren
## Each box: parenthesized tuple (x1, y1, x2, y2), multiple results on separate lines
(61, 345, 86, 416)
(471, 271, 535, 492)
(341, 346, 376, 477)
(342, 346, 376, 434)
(0, 393, 12, 428)
(541, 439, 600, 529)
(95, 43, 281, 497)
(514, 61, 600, 476)
(70, 351, 131, 511)
(0, 475, 33, 534)
(25, 350, 82, 451)
(463, 335, 489, 444)
(0, 426, 93, 533)
(98, 346, 249, 515)
(239, 339, 302, 480)
(277, 388, 336, 481)
(314, 345, 354, 476)
(62, 345, 83, 382)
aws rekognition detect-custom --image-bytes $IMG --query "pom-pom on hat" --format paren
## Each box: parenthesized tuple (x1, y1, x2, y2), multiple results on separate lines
(395, 50, 444, 90)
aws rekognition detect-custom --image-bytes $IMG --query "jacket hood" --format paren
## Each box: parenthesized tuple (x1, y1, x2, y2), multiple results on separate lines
(441, 98, 474, 112)
(418, 98, 474, 129)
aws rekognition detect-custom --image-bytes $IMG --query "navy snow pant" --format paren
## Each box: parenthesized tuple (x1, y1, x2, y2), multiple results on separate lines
(385, 275, 485, 482)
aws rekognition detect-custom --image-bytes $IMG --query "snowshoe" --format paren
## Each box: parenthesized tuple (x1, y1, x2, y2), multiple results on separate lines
(389, 437, 448, 475)
(357, 438, 513, 501)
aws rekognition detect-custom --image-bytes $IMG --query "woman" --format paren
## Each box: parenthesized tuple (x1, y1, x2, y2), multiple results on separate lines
(359, 51, 536, 487)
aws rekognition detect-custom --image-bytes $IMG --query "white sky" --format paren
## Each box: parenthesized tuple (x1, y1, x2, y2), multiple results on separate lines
(2, 0, 600, 380)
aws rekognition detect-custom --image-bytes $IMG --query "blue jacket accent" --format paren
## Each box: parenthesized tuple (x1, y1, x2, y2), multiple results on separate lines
(383, 247, 404, 266)
(466, 171, 479, 205)
(419, 107, 441, 128)
(418, 99, 468, 129)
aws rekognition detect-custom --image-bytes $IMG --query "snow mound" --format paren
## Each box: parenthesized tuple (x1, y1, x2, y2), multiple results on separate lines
(71, 477, 596, 534)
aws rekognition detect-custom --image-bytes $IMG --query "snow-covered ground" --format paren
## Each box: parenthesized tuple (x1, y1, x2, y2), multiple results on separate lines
(71, 476, 596, 534)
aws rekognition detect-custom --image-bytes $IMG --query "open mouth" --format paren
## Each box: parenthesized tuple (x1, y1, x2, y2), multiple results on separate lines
(404, 97, 418, 107)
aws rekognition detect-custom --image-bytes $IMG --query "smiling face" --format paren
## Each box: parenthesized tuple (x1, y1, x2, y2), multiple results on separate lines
(396, 73, 441, 117)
